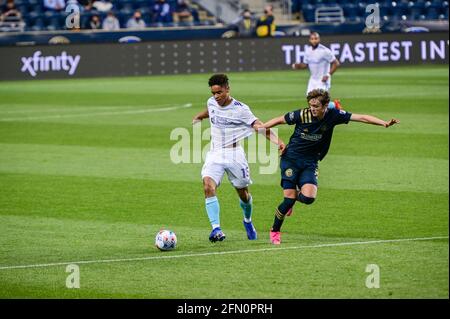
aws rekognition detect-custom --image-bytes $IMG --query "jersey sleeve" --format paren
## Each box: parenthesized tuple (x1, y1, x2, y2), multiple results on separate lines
(241, 105, 258, 126)
(333, 109, 352, 125)
(284, 110, 302, 125)
(325, 48, 337, 63)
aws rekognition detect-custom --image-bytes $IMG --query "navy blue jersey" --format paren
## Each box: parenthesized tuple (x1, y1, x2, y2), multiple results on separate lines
(282, 107, 352, 162)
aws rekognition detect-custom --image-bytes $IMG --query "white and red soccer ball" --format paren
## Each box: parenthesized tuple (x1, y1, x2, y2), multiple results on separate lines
(155, 230, 177, 251)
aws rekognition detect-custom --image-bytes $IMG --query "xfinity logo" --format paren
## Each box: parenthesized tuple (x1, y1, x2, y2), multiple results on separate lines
(21, 51, 81, 77)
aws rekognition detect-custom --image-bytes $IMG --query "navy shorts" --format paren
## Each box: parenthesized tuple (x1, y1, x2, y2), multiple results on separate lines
(280, 157, 319, 190)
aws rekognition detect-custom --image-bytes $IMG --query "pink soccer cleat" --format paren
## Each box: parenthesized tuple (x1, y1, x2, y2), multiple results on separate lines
(270, 229, 281, 245)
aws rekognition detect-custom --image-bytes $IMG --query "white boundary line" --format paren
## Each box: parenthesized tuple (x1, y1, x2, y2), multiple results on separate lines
(0, 103, 193, 122)
(0, 106, 127, 114)
(0, 236, 447, 271)
(0, 103, 193, 115)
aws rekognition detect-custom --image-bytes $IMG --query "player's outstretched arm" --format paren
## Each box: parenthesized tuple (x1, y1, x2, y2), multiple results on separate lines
(291, 63, 308, 70)
(350, 113, 400, 128)
(261, 115, 287, 129)
(192, 108, 209, 124)
(252, 119, 286, 154)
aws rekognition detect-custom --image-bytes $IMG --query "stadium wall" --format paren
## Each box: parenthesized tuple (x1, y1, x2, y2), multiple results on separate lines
(0, 32, 447, 81)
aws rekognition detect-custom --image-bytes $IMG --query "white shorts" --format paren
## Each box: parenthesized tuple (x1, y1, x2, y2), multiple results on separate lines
(201, 147, 252, 189)
(306, 78, 331, 95)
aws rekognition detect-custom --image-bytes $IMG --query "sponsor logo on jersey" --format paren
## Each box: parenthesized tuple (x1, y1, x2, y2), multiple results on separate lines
(300, 132, 323, 141)
(210, 116, 243, 128)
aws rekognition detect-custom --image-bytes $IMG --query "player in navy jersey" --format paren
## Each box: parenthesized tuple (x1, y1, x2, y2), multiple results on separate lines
(259, 89, 399, 245)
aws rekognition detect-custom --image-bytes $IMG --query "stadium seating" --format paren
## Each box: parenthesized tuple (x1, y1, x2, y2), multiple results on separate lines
(1, 1, 448, 32)
(291, 0, 449, 23)
(0, 0, 216, 31)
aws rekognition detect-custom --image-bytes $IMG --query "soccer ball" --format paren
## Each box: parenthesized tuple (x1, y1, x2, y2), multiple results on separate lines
(155, 230, 177, 251)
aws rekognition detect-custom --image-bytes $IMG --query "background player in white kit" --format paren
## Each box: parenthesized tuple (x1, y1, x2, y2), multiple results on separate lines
(192, 74, 285, 242)
(292, 32, 341, 108)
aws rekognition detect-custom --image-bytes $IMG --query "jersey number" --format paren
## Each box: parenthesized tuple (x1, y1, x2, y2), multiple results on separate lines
(241, 167, 249, 179)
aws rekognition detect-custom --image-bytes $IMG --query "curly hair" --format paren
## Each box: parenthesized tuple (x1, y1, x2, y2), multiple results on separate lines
(306, 89, 330, 107)
(208, 74, 229, 87)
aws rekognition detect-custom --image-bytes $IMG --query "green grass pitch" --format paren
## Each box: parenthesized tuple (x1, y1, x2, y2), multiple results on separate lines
(0, 65, 448, 298)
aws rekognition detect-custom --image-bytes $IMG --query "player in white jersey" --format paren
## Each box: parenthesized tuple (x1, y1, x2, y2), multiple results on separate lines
(192, 74, 285, 242)
(292, 32, 340, 96)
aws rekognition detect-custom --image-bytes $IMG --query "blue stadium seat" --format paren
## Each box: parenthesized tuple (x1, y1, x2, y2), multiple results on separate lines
(31, 17, 45, 31)
(356, 2, 368, 17)
(299, 0, 313, 4)
(396, 1, 410, 15)
(342, 3, 358, 19)
(378, 1, 392, 18)
(135, 0, 151, 9)
(291, 0, 302, 13)
(346, 15, 362, 23)
(80, 12, 91, 29)
(418, 14, 427, 20)
(319, 0, 338, 5)
(431, 0, 445, 8)
(43, 10, 58, 20)
(425, 0, 441, 19)
(425, 8, 439, 19)
(17, 4, 28, 16)
(442, 1, 449, 17)
(47, 18, 61, 31)
(408, 1, 424, 19)
(115, 12, 130, 28)
(412, 0, 427, 10)
(116, 0, 133, 10)
(28, 3, 43, 14)
(120, 3, 135, 15)
(302, 4, 316, 22)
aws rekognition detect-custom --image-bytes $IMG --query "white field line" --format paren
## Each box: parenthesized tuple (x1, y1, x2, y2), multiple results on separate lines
(0, 106, 137, 114)
(0, 103, 193, 122)
(0, 236, 447, 271)
(0, 99, 293, 117)
(0, 103, 195, 115)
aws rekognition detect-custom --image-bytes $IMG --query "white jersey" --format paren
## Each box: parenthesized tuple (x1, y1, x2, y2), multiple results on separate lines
(304, 44, 336, 94)
(206, 96, 257, 150)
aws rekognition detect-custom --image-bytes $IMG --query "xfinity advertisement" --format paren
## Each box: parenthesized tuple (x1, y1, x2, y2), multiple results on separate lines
(0, 32, 447, 80)
(21, 51, 81, 77)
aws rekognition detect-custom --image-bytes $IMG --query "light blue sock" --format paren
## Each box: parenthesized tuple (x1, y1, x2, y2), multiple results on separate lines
(205, 196, 220, 229)
(328, 101, 336, 109)
(240, 194, 253, 223)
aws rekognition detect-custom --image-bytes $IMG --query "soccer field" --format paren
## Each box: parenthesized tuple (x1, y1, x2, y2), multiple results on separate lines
(0, 65, 448, 298)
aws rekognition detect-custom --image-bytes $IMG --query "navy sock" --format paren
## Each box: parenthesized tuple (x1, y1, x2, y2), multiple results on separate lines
(272, 198, 296, 232)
